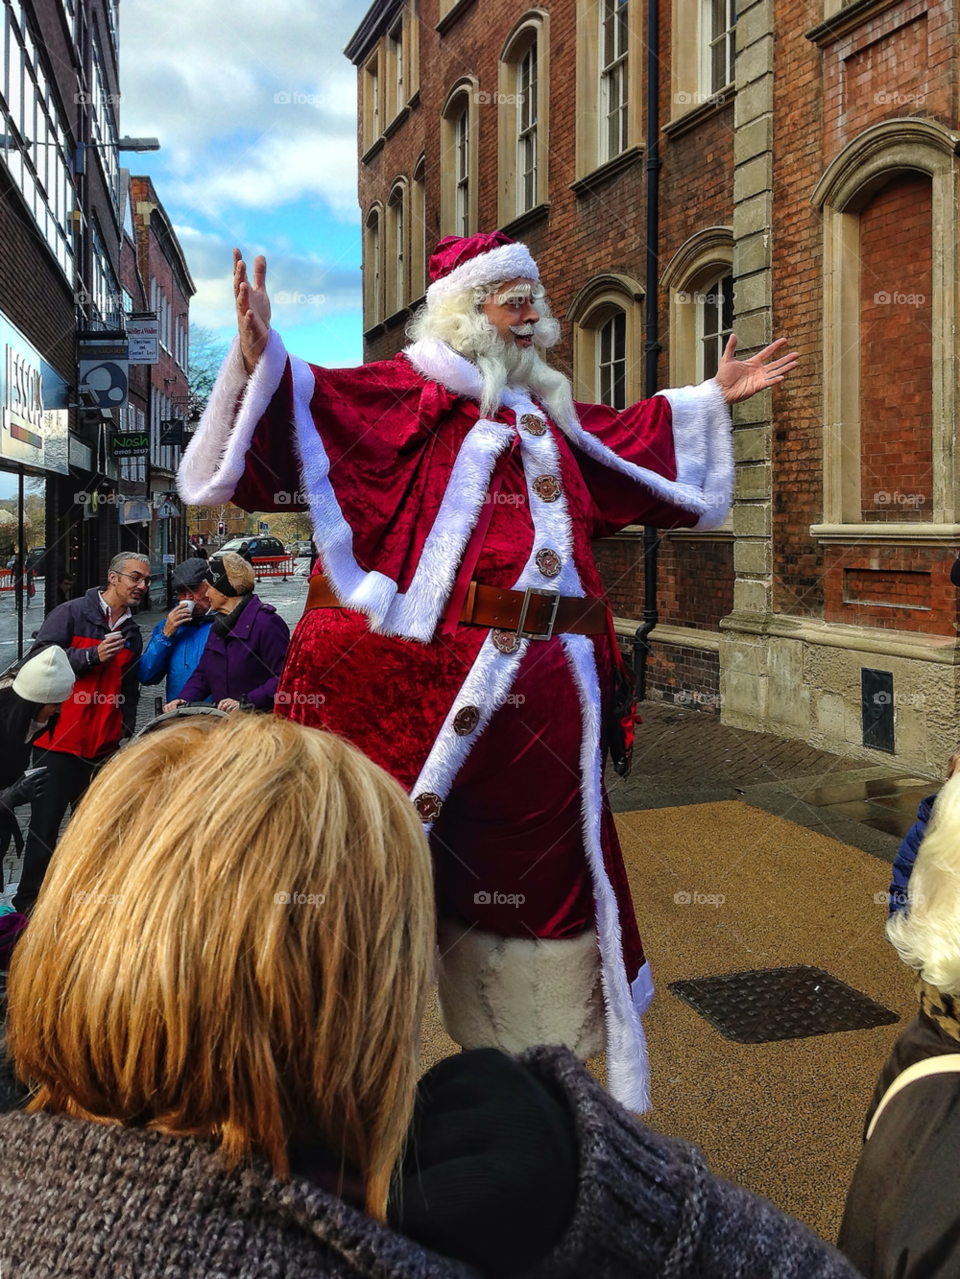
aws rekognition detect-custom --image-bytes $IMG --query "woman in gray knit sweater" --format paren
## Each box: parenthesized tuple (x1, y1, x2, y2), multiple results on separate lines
(0, 715, 859, 1278)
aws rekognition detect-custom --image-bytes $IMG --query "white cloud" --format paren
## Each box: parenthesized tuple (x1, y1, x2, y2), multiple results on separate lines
(120, 0, 362, 218)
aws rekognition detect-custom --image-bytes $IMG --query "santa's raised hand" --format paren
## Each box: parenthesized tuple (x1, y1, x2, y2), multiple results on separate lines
(714, 334, 799, 405)
(234, 248, 271, 374)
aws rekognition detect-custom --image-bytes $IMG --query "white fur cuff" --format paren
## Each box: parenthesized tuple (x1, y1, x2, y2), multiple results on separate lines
(656, 380, 734, 531)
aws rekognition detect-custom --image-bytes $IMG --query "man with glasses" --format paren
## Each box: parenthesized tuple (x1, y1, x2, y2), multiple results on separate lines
(12, 554, 148, 913)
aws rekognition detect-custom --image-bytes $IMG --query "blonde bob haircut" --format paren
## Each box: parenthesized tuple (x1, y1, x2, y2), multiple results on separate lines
(218, 550, 255, 596)
(887, 771, 960, 996)
(7, 714, 435, 1220)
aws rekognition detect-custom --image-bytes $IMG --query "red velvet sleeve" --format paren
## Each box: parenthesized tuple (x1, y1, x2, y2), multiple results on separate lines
(232, 361, 306, 513)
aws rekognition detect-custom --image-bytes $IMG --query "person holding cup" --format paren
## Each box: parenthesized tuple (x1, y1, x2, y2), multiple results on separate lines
(139, 559, 215, 705)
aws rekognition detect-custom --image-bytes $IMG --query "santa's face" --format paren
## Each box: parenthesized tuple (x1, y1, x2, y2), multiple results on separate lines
(480, 277, 541, 348)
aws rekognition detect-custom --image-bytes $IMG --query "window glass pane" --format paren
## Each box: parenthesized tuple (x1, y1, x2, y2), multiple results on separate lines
(597, 311, 627, 410)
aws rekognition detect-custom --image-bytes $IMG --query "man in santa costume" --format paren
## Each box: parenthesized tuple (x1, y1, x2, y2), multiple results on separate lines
(179, 231, 796, 1110)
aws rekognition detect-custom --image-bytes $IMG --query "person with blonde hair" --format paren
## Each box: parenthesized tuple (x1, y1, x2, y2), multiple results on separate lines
(0, 714, 859, 1277)
(839, 771, 960, 1275)
(165, 551, 289, 713)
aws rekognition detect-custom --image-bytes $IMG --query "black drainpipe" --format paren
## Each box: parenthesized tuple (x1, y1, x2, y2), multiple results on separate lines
(633, 0, 663, 697)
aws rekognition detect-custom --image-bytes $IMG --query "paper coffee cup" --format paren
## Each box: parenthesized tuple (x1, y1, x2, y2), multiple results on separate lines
(181, 599, 196, 616)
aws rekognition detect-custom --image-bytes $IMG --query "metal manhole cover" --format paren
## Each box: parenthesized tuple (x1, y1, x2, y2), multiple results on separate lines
(668, 966, 899, 1043)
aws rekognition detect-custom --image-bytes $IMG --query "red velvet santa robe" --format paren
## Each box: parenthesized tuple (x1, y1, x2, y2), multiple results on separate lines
(178, 329, 733, 1110)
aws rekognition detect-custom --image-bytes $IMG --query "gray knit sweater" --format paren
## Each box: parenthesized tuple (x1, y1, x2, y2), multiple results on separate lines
(0, 1046, 859, 1277)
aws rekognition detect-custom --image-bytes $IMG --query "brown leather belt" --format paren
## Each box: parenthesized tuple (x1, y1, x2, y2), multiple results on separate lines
(304, 573, 609, 640)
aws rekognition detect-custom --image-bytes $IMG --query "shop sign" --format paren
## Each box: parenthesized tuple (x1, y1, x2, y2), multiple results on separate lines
(109, 431, 150, 458)
(0, 313, 70, 475)
(126, 313, 159, 365)
(77, 331, 128, 410)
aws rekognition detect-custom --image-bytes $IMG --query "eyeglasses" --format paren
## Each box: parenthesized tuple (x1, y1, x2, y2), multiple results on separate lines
(118, 571, 152, 586)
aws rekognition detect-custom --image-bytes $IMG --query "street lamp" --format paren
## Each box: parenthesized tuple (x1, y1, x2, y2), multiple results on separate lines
(74, 136, 160, 173)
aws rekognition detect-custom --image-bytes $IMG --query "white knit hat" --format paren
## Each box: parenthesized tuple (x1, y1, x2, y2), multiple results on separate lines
(13, 647, 76, 704)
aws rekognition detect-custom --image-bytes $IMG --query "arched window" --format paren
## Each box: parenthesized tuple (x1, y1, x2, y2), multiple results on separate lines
(660, 226, 734, 389)
(810, 120, 958, 531)
(441, 80, 479, 236)
(498, 12, 550, 225)
(567, 273, 644, 407)
(411, 154, 427, 301)
(363, 204, 382, 329)
(386, 181, 407, 316)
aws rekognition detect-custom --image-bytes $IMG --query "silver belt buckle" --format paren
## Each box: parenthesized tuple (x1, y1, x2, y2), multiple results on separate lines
(516, 586, 561, 641)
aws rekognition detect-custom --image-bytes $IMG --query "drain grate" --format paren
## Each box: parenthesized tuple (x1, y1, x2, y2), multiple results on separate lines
(669, 966, 899, 1044)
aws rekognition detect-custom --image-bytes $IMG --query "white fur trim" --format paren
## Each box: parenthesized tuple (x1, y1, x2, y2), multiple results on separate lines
(403, 339, 733, 526)
(632, 959, 655, 1016)
(426, 242, 539, 307)
(561, 632, 652, 1114)
(177, 331, 288, 506)
(437, 920, 606, 1059)
(656, 380, 735, 531)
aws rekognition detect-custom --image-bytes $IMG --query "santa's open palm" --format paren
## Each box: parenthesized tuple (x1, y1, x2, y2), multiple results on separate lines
(234, 248, 271, 374)
(714, 334, 799, 405)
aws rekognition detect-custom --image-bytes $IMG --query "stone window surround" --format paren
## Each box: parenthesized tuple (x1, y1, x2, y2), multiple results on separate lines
(411, 154, 427, 303)
(440, 78, 480, 237)
(497, 10, 551, 227)
(669, 0, 734, 124)
(363, 202, 383, 330)
(361, 48, 381, 156)
(574, 0, 643, 181)
(661, 226, 735, 536)
(567, 272, 644, 406)
(358, 3, 420, 162)
(385, 178, 408, 319)
(810, 119, 960, 540)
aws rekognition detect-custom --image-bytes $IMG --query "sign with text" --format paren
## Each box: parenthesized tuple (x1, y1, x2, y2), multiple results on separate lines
(0, 312, 69, 474)
(126, 312, 159, 364)
(109, 431, 150, 458)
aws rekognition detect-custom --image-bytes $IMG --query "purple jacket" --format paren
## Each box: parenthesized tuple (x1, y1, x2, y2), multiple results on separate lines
(178, 596, 289, 710)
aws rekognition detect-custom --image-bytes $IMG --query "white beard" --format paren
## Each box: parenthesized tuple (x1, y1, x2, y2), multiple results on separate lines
(475, 337, 578, 431)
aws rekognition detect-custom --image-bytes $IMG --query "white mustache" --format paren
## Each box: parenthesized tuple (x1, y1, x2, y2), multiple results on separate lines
(510, 324, 535, 337)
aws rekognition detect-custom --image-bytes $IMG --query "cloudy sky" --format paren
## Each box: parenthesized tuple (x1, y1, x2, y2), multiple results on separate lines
(120, 0, 368, 367)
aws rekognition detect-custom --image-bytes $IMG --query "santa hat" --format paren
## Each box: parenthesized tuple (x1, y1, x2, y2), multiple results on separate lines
(426, 231, 539, 308)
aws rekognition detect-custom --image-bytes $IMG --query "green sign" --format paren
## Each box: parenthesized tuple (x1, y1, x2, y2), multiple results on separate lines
(110, 431, 150, 458)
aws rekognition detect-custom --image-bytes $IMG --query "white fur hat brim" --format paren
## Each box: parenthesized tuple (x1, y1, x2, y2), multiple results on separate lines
(426, 242, 539, 309)
(14, 646, 76, 705)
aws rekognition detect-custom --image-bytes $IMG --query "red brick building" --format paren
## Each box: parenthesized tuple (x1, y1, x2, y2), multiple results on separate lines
(347, 0, 960, 773)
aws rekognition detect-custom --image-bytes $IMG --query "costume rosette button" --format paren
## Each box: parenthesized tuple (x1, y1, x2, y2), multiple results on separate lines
(532, 474, 562, 503)
(535, 548, 562, 578)
(453, 705, 481, 736)
(519, 413, 546, 436)
(492, 629, 521, 654)
(413, 792, 443, 822)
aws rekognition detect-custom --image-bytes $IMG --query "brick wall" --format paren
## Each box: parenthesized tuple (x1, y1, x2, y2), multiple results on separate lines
(595, 534, 734, 630)
(823, 543, 959, 634)
(858, 173, 933, 521)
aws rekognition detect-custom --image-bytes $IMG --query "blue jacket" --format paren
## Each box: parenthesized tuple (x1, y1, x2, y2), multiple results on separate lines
(139, 613, 215, 702)
(889, 793, 937, 915)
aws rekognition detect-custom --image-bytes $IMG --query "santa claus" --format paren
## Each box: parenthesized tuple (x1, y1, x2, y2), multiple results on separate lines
(178, 231, 796, 1110)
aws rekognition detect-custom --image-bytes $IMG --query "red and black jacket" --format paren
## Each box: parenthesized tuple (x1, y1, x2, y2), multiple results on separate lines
(29, 588, 142, 760)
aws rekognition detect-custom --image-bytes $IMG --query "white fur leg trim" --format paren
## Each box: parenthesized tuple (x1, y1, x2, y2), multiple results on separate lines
(632, 959, 655, 1017)
(437, 919, 606, 1059)
(561, 632, 652, 1113)
(656, 380, 734, 530)
(177, 331, 288, 505)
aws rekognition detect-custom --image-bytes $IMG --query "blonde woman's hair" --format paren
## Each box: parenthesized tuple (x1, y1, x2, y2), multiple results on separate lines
(7, 714, 435, 1219)
(887, 772, 960, 995)
(220, 550, 255, 595)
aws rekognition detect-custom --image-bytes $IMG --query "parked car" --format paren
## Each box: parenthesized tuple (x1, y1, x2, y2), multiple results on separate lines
(285, 540, 314, 559)
(217, 536, 287, 562)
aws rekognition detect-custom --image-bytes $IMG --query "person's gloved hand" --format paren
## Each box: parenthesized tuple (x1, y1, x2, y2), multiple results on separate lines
(0, 768, 49, 812)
